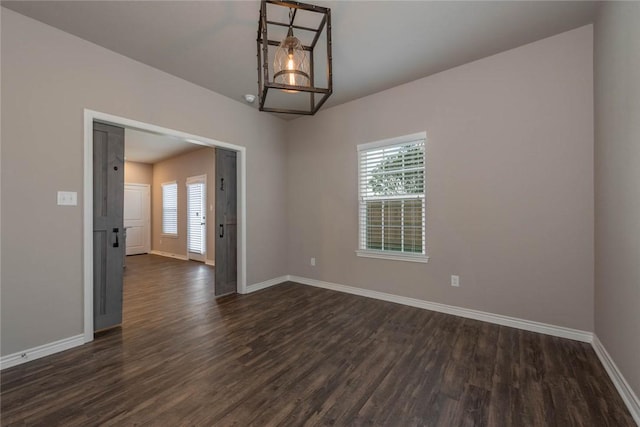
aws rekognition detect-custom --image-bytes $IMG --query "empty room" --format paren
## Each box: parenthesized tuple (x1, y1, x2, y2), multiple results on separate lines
(1, 1, 639, 426)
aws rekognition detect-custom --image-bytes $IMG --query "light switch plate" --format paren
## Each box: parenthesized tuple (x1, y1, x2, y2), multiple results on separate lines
(57, 191, 77, 206)
(451, 275, 460, 287)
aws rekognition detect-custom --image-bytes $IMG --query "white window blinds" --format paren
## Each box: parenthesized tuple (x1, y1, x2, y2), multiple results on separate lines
(358, 133, 426, 259)
(162, 182, 178, 235)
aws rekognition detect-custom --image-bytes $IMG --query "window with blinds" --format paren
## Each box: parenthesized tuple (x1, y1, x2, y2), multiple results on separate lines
(357, 132, 428, 262)
(162, 182, 178, 235)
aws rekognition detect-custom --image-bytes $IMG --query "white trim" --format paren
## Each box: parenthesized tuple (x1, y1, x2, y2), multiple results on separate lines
(356, 250, 429, 263)
(186, 174, 206, 185)
(245, 275, 290, 294)
(0, 334, 84, 370)
(149, 250, 189, 261)
(84, 109, 248, 344)
(83, 112, 94, 343)
(357, 132, 428, 259)
(238, 148, 247, 295)
(243, 275, 640, 422)
(205, 259, 215, 267)
(4, 282, 637, 426)
(288, 275, 593, 343)
(592, 335, 640, 424)
(357, 131, 427, 152)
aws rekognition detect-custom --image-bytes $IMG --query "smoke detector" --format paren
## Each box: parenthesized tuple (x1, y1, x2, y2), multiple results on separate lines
(243, 94, 256, 104)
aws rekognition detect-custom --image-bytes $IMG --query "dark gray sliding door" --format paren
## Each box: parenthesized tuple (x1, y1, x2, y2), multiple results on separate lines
(215, 148, 237, 296)
(93, 122, 125, 331)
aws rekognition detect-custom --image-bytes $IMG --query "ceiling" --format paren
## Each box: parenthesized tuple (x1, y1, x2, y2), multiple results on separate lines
(2, 1, 596, 116)
(124, 128, 201, 164)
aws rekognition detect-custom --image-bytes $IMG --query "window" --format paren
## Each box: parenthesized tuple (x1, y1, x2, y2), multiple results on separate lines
(162, 181, 178, 236)
(357, 132, 428, 263)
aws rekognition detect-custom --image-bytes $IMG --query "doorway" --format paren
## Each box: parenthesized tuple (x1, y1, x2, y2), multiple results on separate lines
(83, 109, 247, 343)
(187, 175, 207, 262)
(124, 183, 151, 255)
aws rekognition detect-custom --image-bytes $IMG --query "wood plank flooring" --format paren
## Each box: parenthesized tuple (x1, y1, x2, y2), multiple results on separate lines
(1, 254, 635, 426)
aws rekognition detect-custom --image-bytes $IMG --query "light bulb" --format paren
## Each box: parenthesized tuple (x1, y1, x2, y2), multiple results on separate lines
(273, 34, 309, 93)
(287, 55, 295, 85)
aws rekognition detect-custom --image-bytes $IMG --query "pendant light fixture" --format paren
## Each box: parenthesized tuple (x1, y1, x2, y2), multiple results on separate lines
(273, 22, 310, 91)
(257, 0, 332, 115)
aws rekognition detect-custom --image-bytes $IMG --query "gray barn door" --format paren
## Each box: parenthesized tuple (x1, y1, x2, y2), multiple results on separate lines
(215, 149, 237, 296)
(93, 122, 125, 331)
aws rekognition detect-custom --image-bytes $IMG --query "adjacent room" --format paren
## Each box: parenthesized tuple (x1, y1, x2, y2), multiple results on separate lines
(1, 1, 639, 425)
(121, 129, 223, 334)
(123, 128, 216, 266)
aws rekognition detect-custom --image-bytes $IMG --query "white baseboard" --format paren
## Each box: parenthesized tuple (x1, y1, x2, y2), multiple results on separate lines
(205, 259, 215, 267)
(0, 334, 84, 370)
(2, 276, 636, 424)
(244, 275, 638, 421)
(288, 275, 593, 343)
(592, 336, 640, 424)
(149, 250, 189, 261)
(245, 275, 290, 294)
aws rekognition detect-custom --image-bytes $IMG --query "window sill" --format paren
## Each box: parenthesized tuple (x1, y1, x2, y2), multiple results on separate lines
(355, 250, 429, 263)
(161, 234, 178, 239)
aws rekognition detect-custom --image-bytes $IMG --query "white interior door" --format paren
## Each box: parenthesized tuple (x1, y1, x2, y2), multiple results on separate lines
(187, 175, 207, 262)
(124, 183, 151, 255)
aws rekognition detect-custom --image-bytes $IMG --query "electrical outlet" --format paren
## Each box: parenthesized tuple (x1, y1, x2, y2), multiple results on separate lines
(310, 257, 316, 266)
(451, 275, 460, 287)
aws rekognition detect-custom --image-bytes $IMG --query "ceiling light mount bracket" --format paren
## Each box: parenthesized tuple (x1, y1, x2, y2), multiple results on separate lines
(257, 0, 332, 115)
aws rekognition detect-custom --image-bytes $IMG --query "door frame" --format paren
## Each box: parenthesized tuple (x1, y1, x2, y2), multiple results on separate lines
(124, 183, 151, 255)
(83, 109, 247, 343)
(186, 174, 207, 262)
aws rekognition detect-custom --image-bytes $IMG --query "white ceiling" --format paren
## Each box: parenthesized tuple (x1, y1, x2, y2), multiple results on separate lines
(124, 128, 201, 164)
(2, 1, 596, 116)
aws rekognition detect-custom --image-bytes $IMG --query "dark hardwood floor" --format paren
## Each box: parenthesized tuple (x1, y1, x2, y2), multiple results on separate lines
(1, 254, 634, 426)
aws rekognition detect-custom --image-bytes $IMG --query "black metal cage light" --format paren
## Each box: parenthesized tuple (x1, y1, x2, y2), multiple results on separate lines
(257, 0, 332, 115)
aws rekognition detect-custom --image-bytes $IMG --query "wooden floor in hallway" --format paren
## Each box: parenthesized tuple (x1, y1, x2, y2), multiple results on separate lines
(0, 254, 635, 426)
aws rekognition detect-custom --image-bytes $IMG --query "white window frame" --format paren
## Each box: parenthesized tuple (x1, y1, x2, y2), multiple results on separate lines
(356, 132, 429, 263)
(161, 181, 178, 238)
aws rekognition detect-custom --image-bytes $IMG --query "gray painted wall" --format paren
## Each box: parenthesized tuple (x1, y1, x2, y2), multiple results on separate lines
(286, 26, 594, 331)
(0, 6, 608, 372)
(0, 9, 288, 356)
(594, 1, 640, 401)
